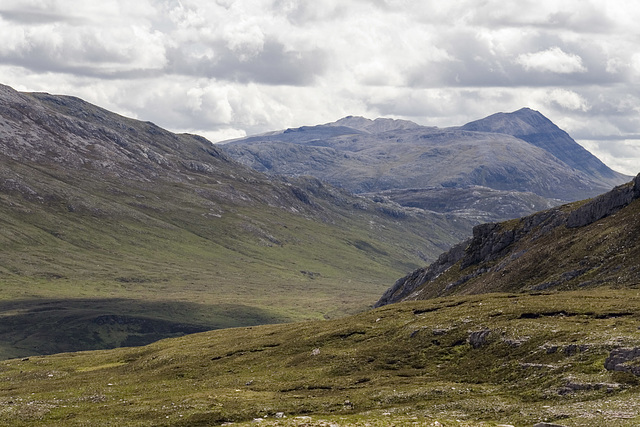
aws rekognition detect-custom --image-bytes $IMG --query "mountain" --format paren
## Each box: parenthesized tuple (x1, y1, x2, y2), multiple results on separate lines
(0, 83, 472, 358)
(377, 173, 640, 306)
(366, 186, 560, 223)
(221, 111, 630, 206)
(460, 107, 626, 188)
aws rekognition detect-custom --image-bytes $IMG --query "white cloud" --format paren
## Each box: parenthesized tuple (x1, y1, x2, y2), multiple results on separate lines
(516, 47, 588, 74)
(545, 89, 589, 111)
(0, 0, 639, 174)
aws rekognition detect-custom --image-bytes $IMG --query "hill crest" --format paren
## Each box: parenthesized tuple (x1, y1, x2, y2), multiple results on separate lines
(377, 173, 640, 306)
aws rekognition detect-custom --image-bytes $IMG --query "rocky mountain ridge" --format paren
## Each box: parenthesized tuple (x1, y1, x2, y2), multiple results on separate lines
(377, 173, 640, 306)
(221, 109, 630, 222)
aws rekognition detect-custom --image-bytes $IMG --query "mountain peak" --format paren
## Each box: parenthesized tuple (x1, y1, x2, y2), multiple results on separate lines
(461, 108, 630, 184)
(461, 107, 552, 136)
(330, 115, 421, 133)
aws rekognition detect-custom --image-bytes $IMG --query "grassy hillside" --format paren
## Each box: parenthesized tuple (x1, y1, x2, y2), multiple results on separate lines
(2, 290, 640, 426)
(0, 84, 472, 359)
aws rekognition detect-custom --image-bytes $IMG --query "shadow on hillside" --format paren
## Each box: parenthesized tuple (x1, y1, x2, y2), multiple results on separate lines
(0, 298, 288, 360)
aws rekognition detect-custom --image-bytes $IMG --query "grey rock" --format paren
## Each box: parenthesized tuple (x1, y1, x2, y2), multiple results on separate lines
(468, 329, 491, 349)
(376, 171, 640, 305)
(567, 174, 640, 228)
(604, 347, 640, 375)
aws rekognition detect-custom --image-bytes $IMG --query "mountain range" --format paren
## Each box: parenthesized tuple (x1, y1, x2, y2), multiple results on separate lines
(2, 83, 640, 426)
(0, 83, 470, 358)
(222, 109, 630, 222)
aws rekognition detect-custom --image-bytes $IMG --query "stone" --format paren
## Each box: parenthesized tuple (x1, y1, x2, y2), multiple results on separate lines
(468, 329, 491, 349)
(604, 347, 640, 375)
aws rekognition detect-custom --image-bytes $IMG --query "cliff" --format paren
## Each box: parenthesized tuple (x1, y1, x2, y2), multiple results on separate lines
(376, 173, 640, 306)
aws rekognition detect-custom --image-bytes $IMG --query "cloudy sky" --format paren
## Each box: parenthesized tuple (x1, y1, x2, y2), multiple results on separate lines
(1, 0, 639, 175)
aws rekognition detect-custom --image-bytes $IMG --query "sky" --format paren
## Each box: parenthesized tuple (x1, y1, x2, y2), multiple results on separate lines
(0, 0, 639, 176)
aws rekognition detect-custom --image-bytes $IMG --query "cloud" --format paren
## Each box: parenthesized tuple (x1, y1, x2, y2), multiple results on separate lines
(0, 0, 638, 176)
(516, 47, 588, 74)
(545, 88, 589, 111)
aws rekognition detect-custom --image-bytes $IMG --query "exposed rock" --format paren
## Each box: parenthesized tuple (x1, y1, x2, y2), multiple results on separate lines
(468, 329, 491, 348)
(374, 240, 467, 307)
(567, 174, 640, 228)
(604, 347, 640, 375)
(377, 173, 640, 306)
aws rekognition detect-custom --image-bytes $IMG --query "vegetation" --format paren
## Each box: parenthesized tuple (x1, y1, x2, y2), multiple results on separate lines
(2, 290, 640, 426)
(0, 86, 471, 358)
(386, 180, 640, 303)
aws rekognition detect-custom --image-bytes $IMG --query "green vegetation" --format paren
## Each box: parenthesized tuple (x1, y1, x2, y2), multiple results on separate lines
(0, 84, 473, 359)
(0, 154, 470, 359)
(2, 290, 640, 426)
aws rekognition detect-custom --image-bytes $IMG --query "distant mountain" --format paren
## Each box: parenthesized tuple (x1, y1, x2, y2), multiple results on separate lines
(0, 83, 472, 358)
(376, 173, 640, 306)
(367, 186, 559, 224)
(222, 111, 630, 213)
(460, 107, 627, 188)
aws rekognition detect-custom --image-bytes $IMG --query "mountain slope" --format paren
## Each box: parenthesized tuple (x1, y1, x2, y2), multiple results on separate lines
(460, 107, 627, 187)
(377, 173, 640, 306)
(0, 83, 472, 358)
(367, 186, 559, 223)
(221, 112, 630, 207)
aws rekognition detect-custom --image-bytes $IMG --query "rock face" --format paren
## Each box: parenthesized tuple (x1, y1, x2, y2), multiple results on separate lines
(377, 174, 640, 305)
(604, 348, 640, 375)
(567, 176, 640, 227)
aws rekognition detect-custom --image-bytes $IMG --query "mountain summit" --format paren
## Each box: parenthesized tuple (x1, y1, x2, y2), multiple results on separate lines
(460, 108, 626, 187)
(222, 109, 630, 204)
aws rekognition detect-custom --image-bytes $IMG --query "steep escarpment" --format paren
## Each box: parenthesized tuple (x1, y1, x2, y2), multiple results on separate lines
(377, 174, 640, 306)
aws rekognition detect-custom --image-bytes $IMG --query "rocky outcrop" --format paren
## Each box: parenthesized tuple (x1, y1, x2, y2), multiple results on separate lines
(567, 174, 640, 228)
(377, 173, 640, 306)
(604, 347, 640, 375)
(374, 240, 467, 307)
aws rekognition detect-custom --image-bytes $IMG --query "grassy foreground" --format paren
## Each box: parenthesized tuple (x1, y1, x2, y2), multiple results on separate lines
(2, 290, 640, 426)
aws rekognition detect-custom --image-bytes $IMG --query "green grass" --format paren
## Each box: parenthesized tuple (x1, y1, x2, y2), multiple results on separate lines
(2, 290, 640, 426)
(0, 158, 471, 358)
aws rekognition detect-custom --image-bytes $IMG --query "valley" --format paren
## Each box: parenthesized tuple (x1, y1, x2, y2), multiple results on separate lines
(1, 83, 639, 426)
(0, 84, 470, 358)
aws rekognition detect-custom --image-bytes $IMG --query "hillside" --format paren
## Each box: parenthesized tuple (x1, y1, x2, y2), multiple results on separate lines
(2, 290, 640, 426)
(0, 84, 473, 359)
(377, 173, 640, 306)
(221, 111, 630, 208)
(367, 186, 559, 224)
(460, 107, 625, 188)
